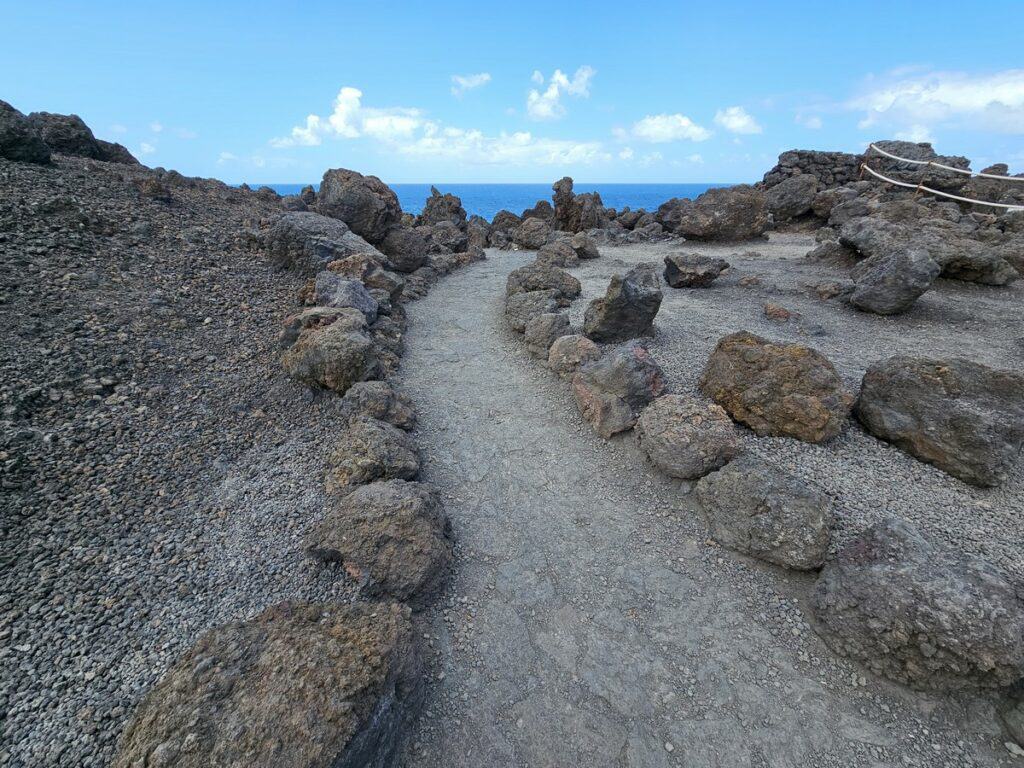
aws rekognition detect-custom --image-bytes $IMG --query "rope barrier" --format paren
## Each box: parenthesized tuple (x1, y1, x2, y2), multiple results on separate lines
(859, 163, 1024, 210)
(866, 143, 1024, 183)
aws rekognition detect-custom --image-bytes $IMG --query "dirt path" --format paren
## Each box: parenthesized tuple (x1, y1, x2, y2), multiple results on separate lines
(397, 249, 1009, 768)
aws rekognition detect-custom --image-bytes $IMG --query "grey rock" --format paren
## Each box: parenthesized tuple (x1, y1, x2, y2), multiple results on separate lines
(583, 264, 663, 343)
(656, 185, 769, 240)
(869, 140, 970, 192)
(663, 253, 729, 288)
(326, 253, 405, 300)
(761, 149, 863, 190)
(848, 248, 940, 315)
(856, 356, 1024, 486)
(426, 220, 468, 254)
(813, 518, 1024, 690)
(536, 238, 580, 268)
(0, 100, 50, 164)
(571, 232, 599, 259)
(505, 289, 560, 333)
(306, 480, 453, 607)
(342, 381, 416, 430)
(697, 456, 831, 569)
(417, 186, 467, 227)
(513, 217, 552, 250)
(266, 211, 384, 275)
(524, 312, 571, 359)
(280, 312, 378, 393)
(505, 262, 580, 303)
(380, 225, 429, 273)
(26, 111, 102, 159)
(547, 334, 602, 378)
(313, 272, 379, 323)
(765, 174, 819, 221)
(1002, 686, 1024, 748)
(324, 416, 420, 494)
(572, 341, 666, 437)
(315, 167, 402, 244)
(636, 394, 741, 480)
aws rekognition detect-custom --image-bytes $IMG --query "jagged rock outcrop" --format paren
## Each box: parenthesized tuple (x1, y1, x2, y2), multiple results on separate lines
(315, 168, 402, 244)
(765, 174, 819, 221)
(761, 149, 863, 190)
(327, 254, 405, 300)
(867, 140, 970, 192)
(656, 185, 769, 240)
(0, 100, 51, 164)
(856, 356, 1024, 486)
(535, 238, 579, 268)
(27, 110, 138, 164)
(313, 272, 379, 322)
(113, 601, 422, 768)
(583, 263, 663, 342)
(380, 225, 429, 273)
(572, 341, 666, 437)
(417, 186, 467, 227)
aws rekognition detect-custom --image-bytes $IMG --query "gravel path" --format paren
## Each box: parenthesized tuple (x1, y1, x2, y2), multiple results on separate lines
(398, 244, 1018, 767)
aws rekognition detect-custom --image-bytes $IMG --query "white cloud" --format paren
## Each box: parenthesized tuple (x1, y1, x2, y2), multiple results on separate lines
(176, 128, 198, 139)
(713, 106, 762, 134)
(638, 151, 663, 167)
(619, 147, 634, 160)
(796, 114, 823, 130)
(630, 113, 711, 143)
(149, 121, 163, 133)
(894, 124, 933, 143)
(139, 142, 156, 155)
(526, 65, 596, 121)
(451, 72, 491, 97)
(849, 69, 1024, 135)
(270, 85, 611, 167)
(217, 151, 238, 164)
(686, 153, 704, 163)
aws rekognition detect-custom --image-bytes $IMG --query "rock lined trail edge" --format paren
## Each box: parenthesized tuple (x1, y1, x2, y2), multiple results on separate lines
(396, 250, 1007, 767)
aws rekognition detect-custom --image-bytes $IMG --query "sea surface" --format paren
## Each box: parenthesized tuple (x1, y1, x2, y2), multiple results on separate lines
(253, 182, 728, 221)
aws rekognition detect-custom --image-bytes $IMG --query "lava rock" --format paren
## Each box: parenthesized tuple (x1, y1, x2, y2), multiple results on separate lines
(765, 174, 819, 221)
(505, 289, 560, 333)
(583, 263, 663, 343)
(524, 312, 571, 359)
(536, 238, 580, 268)
(380, 225, 429, 273)
(315, 167, 402, 244)
(417, 186, 467, 227)
(663, 253, 730, 288)
(306, 480, 453, 607)
(113, 601, 421, 768)
(342, 381, 416, 430)
(635, 394, 741, 480)
(513, 217, 552, 250)
(656, 185, 769, 240)
(313, 271, 379, 323)
(505, 262, 581, 303)
(856, 356, 1024, 486)
(572, 341, 666, 437)
(327, 254, 405, 300)
(571, 232, 599, 260)
(0, 100, 50, 164)
(325, 416, 420, 494)
(696, 456, 832, 570)
(848, 248, 940, 315)
(812, 518, 1024, 690)
(280, 311, 378, 393)
(700, 331, 853, 443)
(266, 211, 384, 275)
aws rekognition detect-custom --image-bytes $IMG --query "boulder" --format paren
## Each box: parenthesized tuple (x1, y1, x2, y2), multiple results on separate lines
(505, 289, 560, 333)
(278, 306, 366, 349)
(315, 168, 401, 244)
(635, 395, 741, 480)
(700, 331, 853, 443)
(696, 457, 831, 570)
(280, 310, 378, 393)
(524, 312, 571, 359)
(571, 341, 666, 437)
(583, 264, 663, 343)
(663, 253, 730, 288)
(95, 139, 139, 165)
(812, 518, 1024, 690)
(0, 100, 50, 164)
(306, 480, 453, 607)
(513, 217, 552, 250)
(327, 254, 404, 300)
(576, 192, 608, 231)
(548, 334, 602, 378)
(380, 225, 429, 273)
(505, 262, 580, 303)
(856, 356, 1024, 486)
(266, 212, 384, 275)
(848, 248, 940, 315)
(552, 176, 578, 231)
(342, 381, 416, 430)
(313, 272, 379, 323)
(466, 215, 490, 252)
(113, 601, 421, 768)
(535, 238, 579, 268)
(489, 209, 522, 246)
(26, 111, 102, 159)
(765, 174, 819, 221)
(521, 199, 555, 223)
(325, 417, 419, 494)
(571, 232, 599, 259)
(417, 186, 467, 227)
(656, 185, 769, 240)
(426, 220, 468, 254)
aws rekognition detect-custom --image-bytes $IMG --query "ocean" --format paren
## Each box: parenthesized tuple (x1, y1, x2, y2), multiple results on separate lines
(254, 182, 728, 221)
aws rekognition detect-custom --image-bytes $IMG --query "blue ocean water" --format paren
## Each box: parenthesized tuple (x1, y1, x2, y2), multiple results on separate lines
(254, 182, 728, 221)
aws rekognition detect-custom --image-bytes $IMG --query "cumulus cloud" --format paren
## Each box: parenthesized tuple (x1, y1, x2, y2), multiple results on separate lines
(630, 114, 712, 143)
(796, 114, 823, 130)
(849, 69, 1024, 135)
(270, 85, 610, 167)
(451, 72, 491, 97)
(526, 66, 596, 121)
(217, 151, 238, 164)
(713, 106, 762, 134)
(139, 142, 156, 155)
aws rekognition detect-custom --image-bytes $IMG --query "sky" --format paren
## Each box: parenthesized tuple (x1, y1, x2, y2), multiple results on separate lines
(3, 1, 1023, 184)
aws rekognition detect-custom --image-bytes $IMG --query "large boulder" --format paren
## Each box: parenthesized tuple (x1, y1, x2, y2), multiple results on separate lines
(524, 312, 570, 359)
(342, 381, 416, 430)
(313, 272, 379, 323)
(26, 111, 102, 158)
(521, 199, 555, 223)
(416, 186, 466, 227)
(848, 248, 940, 315)
(425, 220, 468, 254)
(505, 262, 580, 303)
(696, 457, 831, 570)
(0, 100, 50, 164)
(280, 309, 378, 393)
(325, 417, 420, 495)
(635, 394, 741, 480)
(663, 253, 729, 288)
(306, 480, 453, 607)
(489, 210, 522, 248)
(571, 232, 599, 260)
(700, 331, 853, 443)
(379, 225, 429, 273)
(571, 341, 666, 437)
(315, 168, 402, 244)
(327, 254, 404, 300)
(812, 518, 1024, 690)
(513, 217, 552, 250)
(113, 601, 421, 768)
(505, 289, 560, 333)
(856, 356, 1024, 486)
(547, 334, 601, 378)
(583, 263, 663, 343)
(765, 174, 819, 221)
(266, 212, 384, 275)
(535, 238, 579, 268)
(656, 185, 769, 240)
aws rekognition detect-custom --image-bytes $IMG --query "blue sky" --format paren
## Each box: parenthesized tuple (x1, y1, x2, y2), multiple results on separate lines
(3, 1, 1023, 184)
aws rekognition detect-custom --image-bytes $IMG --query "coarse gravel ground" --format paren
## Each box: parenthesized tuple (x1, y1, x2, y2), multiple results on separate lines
(398, 241, 1022, 768)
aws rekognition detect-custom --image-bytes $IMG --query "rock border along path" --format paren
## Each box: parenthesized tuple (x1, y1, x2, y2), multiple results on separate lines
(398, 248, 1010, 768)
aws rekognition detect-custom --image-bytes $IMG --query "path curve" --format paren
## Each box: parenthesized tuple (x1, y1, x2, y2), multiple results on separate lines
(398, 250, 1005, 768)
